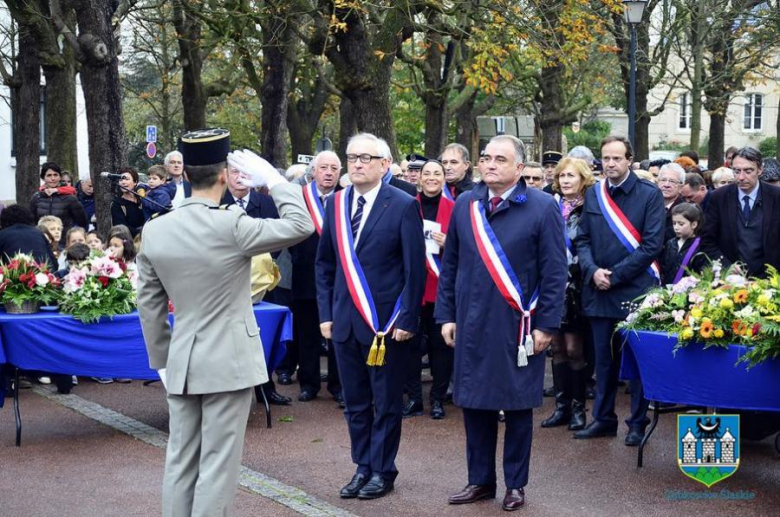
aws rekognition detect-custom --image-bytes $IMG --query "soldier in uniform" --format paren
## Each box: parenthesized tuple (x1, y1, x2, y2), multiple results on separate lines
(137, 128, 313, 517)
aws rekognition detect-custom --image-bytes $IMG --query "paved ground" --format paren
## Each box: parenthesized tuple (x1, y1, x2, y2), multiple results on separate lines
(1, 368, 778, 516)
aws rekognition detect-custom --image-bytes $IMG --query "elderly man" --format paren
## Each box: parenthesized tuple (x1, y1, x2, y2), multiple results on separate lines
(712, 167, 735, 188)
(437, 135, 567, 511)
(522, 161, 545, 190)
(702, 147, 780, 278)
(316, 133, 425, 500)
(657, 163, 685, 241)
(441, 143, 475, 199)
(681, 172, 710, 211)
(574, 136, 665, 446)
(163, 150, 191, 208)
(290, 151, 343, 404)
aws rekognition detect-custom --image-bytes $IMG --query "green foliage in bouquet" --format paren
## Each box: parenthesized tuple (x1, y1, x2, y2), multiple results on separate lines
(0, 253, 61, 306)
(58, 253, 138, 323)
(619, 262, 780, 368)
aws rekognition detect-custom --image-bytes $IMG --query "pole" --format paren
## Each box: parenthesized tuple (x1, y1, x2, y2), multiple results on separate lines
(628, 22, 637, 151)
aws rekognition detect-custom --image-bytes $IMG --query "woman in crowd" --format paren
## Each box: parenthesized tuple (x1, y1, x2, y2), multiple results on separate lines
(110, 168, 145, 237)
(29, 162, 87, 245)
(403, 159, 455, 420)
(541, 157, 595, 432)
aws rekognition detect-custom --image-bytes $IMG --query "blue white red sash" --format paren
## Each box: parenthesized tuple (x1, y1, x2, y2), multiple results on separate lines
(593, 180, 661, 283)
(334, 187, 403, 366)
(470, 200, 540, 367)
(425, 251, 442, 278)
(442, 185, 455, 202)
(302, 181, 325, 235)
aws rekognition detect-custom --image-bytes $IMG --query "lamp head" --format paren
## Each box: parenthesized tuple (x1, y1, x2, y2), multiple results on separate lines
(623, 0, 648, 24)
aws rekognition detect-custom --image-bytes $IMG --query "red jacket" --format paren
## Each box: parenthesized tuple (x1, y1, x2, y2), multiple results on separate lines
(418, 194, 455, 304)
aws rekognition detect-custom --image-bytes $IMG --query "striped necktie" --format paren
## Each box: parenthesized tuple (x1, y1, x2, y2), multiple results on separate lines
(351, 195, 366, 238)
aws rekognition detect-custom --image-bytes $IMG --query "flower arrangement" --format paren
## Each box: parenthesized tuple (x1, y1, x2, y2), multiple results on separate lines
(620, 262, 780, 368)
(0, 253, 60, 311)
(58, 253, 138, 323)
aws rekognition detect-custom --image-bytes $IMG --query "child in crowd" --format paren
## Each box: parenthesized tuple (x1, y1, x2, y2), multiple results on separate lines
(85, 230, 104, 251)
(141, 165, 172, 221)
(661, 203, 707, 285)
(56, 243, 90, 279)
(38, 215, 64, 260)
(58, 226, 87, 270)
(107, 225, 137, 263)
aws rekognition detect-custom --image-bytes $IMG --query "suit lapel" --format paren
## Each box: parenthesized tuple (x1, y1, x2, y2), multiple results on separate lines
(356, 184, 392, 253)
(725, 186, 738, 247)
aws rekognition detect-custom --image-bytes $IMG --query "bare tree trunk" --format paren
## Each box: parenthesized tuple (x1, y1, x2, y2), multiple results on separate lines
(424, 97, 448, 158)
(337, 96, 357, 166)
(42, 42, 78, 174)
(776, 95, 780, 159)
(173, 0, 206, 130)
(12, 31, 42, 207)
(74, 0, 127, 236)
(259, 20, 295, 168)
(707, 112, 726, 167)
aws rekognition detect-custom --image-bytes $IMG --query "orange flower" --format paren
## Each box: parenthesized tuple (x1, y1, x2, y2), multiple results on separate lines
(700, 319, 714, 339)
(733, 289, 749, 304)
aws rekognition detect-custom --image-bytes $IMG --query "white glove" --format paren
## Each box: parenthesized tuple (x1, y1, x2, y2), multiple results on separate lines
(157, 368, 167, 390)
(227, 149, 285, 189)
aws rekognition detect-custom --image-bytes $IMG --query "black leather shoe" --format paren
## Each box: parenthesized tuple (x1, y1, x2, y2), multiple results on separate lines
(340, 473, 369, 498)
(357, 474, 394, 499)
(502, 488, 525, 511)
(277, 372, 293, 385)
(298, 390, 317, 402)
(448, 484, 497, 504)
(333, 392, 346, 408)
(568, 400, 587, 431)
(573, 421, 617, 439)
(430, 401, 445, 420)
(625, 428, 645, 447)
(402, 399, 423, 418)
(267, 391, 292, 406)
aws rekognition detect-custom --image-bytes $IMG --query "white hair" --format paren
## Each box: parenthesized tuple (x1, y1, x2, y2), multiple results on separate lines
(312, 150, 341, 170)
(660, 162, 686, 183)
(347, 133, 392, 160)
(164, 150, 183, 166)
(712, 167, 734, 183)
(568, 146, 595, 165)
(285, 164, 308, 182)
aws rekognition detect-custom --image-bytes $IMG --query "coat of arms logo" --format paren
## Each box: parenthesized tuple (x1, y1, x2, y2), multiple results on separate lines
(677, 414, 740, 487)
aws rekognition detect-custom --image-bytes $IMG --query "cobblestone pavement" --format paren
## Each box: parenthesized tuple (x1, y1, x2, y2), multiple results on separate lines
(1, 368, 778, 516)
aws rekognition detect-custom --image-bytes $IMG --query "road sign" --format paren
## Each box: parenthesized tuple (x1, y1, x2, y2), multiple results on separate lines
(146, 125, 157, 143)
(146, 142, 157, 159)
(297, 154, 315, 164)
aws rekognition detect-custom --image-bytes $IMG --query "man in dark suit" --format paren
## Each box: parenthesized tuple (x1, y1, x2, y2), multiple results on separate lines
(658, 162, 685, 241)
(383, 159, 418, 197)
(290, 151, 343, 404)
(574, 136, 665, 446)
(221, 162, 291, 406)
(701, 146, 780, 278)
(164, 150, 192, 208)
(316, 133, 426, 500)
(436, 135, 567, 511)
(0, 204, 57, 267)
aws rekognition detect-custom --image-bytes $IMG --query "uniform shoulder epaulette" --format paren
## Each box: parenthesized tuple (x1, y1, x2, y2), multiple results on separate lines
(210, 204, 230, 210)
(150, 210, 169, 220)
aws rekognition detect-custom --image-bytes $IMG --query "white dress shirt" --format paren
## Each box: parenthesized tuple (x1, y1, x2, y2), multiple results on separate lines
(351, 181, 382, 247)
(738, 183, 760, 211)
(171, 180, 185, 208)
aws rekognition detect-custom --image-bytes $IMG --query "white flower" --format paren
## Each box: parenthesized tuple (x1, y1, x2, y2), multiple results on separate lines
(672, 309, 686, 323)
(725, 274, 748, 287)
(626, 312, 638, 324)
(0, 273, 4, 283)
(35, 273, 49, 286)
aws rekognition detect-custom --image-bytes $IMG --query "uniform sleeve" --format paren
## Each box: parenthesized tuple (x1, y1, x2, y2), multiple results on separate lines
(136, 240, 171, 370)
(609, 187, 665, 287)
(232, 182, 314, 256)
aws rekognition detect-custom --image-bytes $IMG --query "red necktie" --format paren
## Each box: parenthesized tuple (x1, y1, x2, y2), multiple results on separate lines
(489, 196, 502, 213)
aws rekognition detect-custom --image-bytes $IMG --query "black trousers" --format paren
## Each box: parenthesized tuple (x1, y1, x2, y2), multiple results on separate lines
(463, 408, 533, 489)
(404, 303, 453, 404)
(292, 299, 341, 395)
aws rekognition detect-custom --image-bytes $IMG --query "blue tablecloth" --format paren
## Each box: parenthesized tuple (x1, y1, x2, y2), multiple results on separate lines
(620, 331, 780, 412)
(0, 302, 291, 381)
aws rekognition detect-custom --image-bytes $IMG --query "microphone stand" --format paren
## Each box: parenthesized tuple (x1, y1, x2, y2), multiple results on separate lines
(106, 179, 172, 214)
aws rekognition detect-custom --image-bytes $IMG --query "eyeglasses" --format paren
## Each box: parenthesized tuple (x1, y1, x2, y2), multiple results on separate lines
(524, 175, 544, 182)
(658, 178, 682, 185)
(346, 154, 383, 163)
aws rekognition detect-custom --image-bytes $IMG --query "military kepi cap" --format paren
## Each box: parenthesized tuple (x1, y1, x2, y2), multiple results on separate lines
(542, 151, 563, 166)
(406, 153, 430, 170)
(178, 128, 231, 167)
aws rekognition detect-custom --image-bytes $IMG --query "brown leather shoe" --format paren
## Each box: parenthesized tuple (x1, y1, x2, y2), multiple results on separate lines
(502, 488, 525, 511)
(448, 484, 497, 504)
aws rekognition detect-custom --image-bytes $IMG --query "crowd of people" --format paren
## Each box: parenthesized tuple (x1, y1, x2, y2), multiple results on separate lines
(3, 129, 779, 514)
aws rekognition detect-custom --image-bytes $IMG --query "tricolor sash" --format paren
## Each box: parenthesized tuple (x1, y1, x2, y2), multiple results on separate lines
(334, 187, 403, 366)
(302, 181, 326, 235)
(442, 185, 456, 202)
(594, 180, 661, 283)
(425, 251, 442, 278)
(673, 237, 701, 285)
(470, 200, 540, 367)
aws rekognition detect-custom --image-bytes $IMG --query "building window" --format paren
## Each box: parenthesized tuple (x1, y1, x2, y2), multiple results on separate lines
(10, 86, 47, 157)
(743, 93, 762, 131)
(678, 93, 692, 130)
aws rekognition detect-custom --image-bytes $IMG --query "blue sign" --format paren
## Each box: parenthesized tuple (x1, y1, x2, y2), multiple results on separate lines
(677, 414, 740, 488)
(146, 125, 157, 143)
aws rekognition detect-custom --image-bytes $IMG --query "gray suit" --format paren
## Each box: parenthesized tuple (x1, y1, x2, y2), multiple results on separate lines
(137, 182, 313, 517)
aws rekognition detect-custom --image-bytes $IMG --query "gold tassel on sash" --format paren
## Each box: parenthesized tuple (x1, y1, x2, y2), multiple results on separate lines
(366, 332, 387, 367)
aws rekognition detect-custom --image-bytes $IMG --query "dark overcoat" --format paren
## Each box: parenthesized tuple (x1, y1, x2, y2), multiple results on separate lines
(434, 180, 567, 411)
(576, 173, 665, 319)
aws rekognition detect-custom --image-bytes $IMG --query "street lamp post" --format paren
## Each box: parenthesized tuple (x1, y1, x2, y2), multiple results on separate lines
(623, 0, 648, 152)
